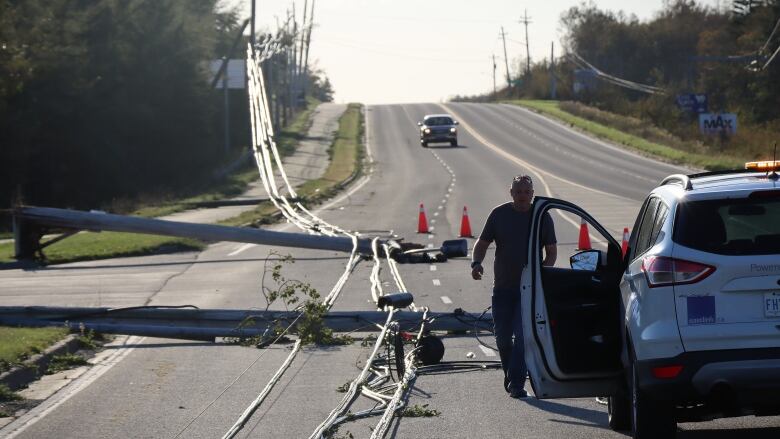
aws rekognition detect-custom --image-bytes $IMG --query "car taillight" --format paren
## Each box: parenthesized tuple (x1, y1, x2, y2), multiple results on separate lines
(641, 256, 715, 288)
(652, 365, 683, 379)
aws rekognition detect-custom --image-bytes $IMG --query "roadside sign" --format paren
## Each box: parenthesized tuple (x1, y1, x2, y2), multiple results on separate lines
(676, 94, 708, 113)
(573, 69, 597, 94)
(699, 113, 737, 136)
(209, 59, 246, 89)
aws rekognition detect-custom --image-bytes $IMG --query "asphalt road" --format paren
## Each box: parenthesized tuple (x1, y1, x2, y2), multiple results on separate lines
(2, 102, 779, 438)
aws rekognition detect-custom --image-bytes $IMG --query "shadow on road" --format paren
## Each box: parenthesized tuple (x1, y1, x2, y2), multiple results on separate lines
(4, 255, 350, 271)
(524, 398, 609, 429)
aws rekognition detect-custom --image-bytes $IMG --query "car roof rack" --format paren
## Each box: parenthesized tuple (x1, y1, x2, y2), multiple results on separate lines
(660, 174, 692, 190)
(687, 169, 750, 179)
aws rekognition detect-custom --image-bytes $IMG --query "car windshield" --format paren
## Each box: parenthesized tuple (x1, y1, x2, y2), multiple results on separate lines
(425, 117, 453, 126)
(673, 194, 780, 255)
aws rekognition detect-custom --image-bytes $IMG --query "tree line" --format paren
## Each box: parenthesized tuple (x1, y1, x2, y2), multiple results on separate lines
(0, 0, 332, 213)
(454, 0, 779, 158)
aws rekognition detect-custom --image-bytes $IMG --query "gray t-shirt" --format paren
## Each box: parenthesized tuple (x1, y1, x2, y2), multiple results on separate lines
(479, 202, 557, 289)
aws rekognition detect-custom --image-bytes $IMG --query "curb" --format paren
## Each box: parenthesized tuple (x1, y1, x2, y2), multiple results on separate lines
(0, 334, 82, 391)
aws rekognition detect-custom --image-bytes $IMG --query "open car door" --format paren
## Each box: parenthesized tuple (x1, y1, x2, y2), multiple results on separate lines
(521, 197, 625, 399)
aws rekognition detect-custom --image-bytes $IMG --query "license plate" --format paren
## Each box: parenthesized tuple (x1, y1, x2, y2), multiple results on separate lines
(764, 292, 780, 317)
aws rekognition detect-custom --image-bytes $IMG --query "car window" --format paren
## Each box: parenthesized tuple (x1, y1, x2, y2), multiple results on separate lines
(674, 195, 780, 255)
(648, 202, 669, 248)
(425, 117, 452, 126)
(631, 197, 660, 259)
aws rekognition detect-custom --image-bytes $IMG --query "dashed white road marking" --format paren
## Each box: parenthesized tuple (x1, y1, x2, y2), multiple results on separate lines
(428, 234, 434, 239)
(431, 219, 437, 224)
(432, 279, 441, 286)
(440, 295, 452, 304)
(228, 243, 256, 256)
(429, 265, 437, 271)
(479, 345, 497, 357)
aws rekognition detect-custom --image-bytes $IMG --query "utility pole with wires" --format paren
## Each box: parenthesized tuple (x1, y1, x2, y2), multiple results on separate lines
(500, 26, 511, 87)
(492, 54, 497, 98)
(250, 0, 256, 46)
(519, 10, 532, 77)
(550, 41, 556, 99)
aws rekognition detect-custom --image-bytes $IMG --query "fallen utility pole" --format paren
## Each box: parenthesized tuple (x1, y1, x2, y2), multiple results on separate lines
(12, 206, 372, 260)
(0, 306, 492, 341)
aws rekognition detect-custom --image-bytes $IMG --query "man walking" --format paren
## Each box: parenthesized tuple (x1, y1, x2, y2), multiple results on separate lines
(471, 175, 557, 398)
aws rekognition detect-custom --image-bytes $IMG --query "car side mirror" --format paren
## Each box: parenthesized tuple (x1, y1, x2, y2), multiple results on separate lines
(570, 250, 601, 271)
(417, 121, 422, 126)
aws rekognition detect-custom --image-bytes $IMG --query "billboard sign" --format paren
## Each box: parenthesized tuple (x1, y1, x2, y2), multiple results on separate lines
(676, 94, 708, 113)
(699, 113, 737, 136)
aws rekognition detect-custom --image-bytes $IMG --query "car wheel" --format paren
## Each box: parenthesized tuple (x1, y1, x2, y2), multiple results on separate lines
(450, 139, 457, 147)
(630, 361, 676, 439)
(608, 393, 630, 431)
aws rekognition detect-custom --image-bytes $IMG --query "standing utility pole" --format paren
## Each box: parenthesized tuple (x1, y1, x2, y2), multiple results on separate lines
(250, 0, 256, 46)
(519, 10, 532, 76)
(499, 26, 511, 87)
(492, 54, 497, 97)
(223, 57, 230, 153)
(299, 0, 308, 80)
(302, 0, 315, 101)
(550, 41, 556, 99)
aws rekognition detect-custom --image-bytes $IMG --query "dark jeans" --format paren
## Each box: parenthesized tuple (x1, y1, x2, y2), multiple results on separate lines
(492, 286, 527, 392)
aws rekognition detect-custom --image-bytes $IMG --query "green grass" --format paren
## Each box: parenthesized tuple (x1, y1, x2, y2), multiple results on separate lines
(131, 166, 260, 218)
(0, 232, 204, 264)
(297, 103, 363, 200)
(0, 384, 22, 402)
(0, 326, 69, 373)
(45, 353, 88, 375)
(507, 100, 745, 170)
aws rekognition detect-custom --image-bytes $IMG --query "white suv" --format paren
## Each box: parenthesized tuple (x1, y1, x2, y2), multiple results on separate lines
(519, 162, 780, 438)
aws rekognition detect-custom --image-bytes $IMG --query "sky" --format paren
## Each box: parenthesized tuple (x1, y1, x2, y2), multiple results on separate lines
(228, 0, 726, 104)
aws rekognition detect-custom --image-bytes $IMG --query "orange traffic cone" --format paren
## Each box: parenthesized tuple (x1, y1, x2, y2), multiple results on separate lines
(621, 227, 630, 256)
(460, 206, 473, 237)
(417, 203, 429, 233)
(578, 217, 592, 250)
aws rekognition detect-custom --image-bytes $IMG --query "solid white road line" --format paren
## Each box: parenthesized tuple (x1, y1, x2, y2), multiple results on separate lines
(440, 296, 452, 304)
(479, 345, 497, 357)
(228, 243, 256, 256)
(1, 336, 145, 438)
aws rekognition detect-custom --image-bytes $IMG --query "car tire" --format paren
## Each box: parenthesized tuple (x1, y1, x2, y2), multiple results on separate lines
(630, 361, 676, 439)
(608, 393, 630, 431)
(450, 139, 457, 147)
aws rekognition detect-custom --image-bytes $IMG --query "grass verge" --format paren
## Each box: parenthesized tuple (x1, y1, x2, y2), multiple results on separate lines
(0, 232, 204, 264)
(45, 353, 88, 375)
(507, 100, 744, 170)
(218, 103, 365, 227)
(0, 326, 69, 373)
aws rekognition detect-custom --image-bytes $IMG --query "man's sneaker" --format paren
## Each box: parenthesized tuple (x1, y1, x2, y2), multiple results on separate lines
(509, 388, 529, 399)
